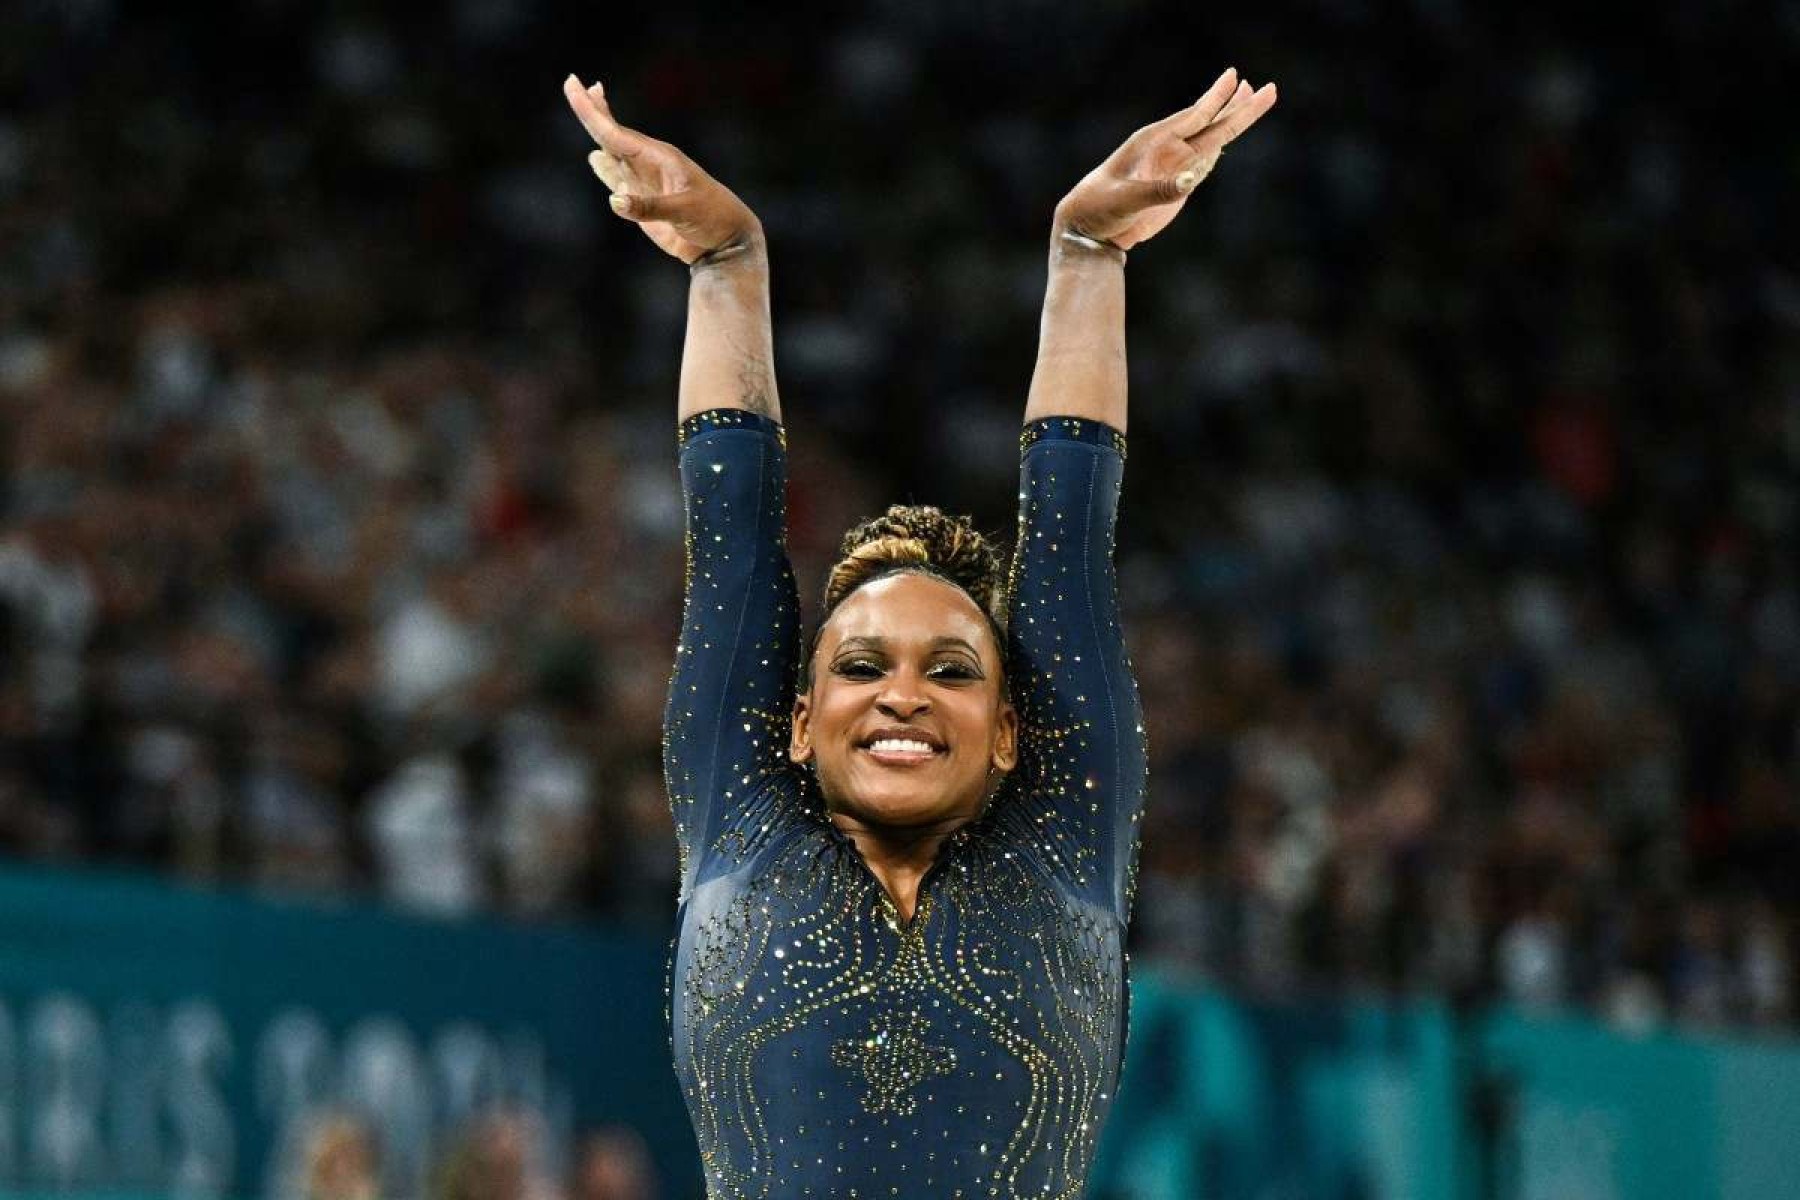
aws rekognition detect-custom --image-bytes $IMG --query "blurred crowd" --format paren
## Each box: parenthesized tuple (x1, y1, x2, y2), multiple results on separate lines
(2, 0, 1796, 1038)
(297, 1109, 655, 1200)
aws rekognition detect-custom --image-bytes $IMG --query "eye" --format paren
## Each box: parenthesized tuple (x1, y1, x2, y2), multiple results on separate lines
(831, 658, 884, 680)
(926, 660, 981, 682)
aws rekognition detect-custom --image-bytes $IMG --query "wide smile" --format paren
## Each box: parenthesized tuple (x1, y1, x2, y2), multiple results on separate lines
(859, 731, 947, 768)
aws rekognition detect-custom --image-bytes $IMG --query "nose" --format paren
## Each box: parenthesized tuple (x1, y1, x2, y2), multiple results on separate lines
(876, 673, 930, 721)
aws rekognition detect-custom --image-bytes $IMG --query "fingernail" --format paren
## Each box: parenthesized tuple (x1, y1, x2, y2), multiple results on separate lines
(565, 74, 579, 87)
(1175, 171, 1198, 193)
(609, 194, 629, 214)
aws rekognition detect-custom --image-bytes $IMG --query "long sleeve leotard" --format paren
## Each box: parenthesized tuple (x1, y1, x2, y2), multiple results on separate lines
(663, 407, 1147, 1199)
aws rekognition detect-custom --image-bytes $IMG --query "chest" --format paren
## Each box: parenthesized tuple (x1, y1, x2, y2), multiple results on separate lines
(674, 832, 1123, 1087)
(670, 832, 1130, 1197)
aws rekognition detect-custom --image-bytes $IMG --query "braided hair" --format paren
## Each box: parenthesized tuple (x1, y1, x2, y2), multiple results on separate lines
(804, 504, 1009, 687)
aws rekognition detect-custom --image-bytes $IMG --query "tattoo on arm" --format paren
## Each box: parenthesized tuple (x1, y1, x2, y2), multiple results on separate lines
(741, 384, 774, 418)
(730, 334, 776, 418)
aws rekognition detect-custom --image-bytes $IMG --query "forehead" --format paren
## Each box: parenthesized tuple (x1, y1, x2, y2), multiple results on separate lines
(820, 572, 995, 651)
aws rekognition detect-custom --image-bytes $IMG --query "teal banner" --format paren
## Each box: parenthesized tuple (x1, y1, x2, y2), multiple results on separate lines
(4, 866, 1800, 1199)
(1094, 973, 1469, 1199)
(1481, 1011, 1800, 1200)
(0, 866, 691, 1199)
(1095, 974, 1800, 1200)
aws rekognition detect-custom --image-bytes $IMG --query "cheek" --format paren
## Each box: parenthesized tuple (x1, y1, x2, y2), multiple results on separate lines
(812, 689, 866, 742)
(947, 697, 1003, 749)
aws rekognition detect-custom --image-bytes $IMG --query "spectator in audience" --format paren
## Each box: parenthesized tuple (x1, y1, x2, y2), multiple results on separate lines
(302, 1113, 380, 1200)
(571, 1127, 657, 1200)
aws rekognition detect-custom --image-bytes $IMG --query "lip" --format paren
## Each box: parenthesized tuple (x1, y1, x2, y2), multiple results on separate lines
(858, 725, 947, 767)
(861, 745, 943, 768)
(860, 725, 945, 750)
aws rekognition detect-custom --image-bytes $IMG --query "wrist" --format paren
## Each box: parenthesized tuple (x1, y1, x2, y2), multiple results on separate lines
(1049, 219, 1127, 267)
(689, 223, 767, 275)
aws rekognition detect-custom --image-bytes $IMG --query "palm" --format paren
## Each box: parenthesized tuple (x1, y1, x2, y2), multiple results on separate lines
(1085, 134, 1205, 247)
(1058, 69, 1278, 252)
(609, 152, 705, 260)
(563, 76, 758, 264)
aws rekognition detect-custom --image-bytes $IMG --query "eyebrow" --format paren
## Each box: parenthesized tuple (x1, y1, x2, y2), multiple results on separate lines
(834, 635, 983, 656)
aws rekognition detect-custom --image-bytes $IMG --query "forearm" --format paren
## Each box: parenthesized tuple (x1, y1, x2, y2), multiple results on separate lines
(678, 230, 782, 424)
(1022, 229, 1127, 433)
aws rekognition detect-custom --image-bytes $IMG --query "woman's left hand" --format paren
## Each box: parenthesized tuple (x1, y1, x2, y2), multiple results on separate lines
(1054, 67, 1277, 252)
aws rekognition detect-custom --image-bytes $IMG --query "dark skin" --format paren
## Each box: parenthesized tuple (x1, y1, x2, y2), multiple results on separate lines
(788, 571, 1019, 919)
(563, 67, 1278, 918)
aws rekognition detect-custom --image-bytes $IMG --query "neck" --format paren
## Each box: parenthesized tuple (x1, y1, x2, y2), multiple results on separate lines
(828, 810, 974, 922)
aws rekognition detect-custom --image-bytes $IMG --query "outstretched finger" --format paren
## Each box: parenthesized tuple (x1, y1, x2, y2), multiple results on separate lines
(563, 75, 651, 159)
(1205, 81, 1255, 133)
(1161, 68, 1242, 139)
(1188, 82, 1279, 156)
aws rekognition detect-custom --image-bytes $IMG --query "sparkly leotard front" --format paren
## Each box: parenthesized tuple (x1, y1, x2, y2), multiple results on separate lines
(664, 408, 1147, 1199)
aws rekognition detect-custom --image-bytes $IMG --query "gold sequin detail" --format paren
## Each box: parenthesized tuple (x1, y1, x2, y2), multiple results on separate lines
(831, 1011, 957, 1116)
(666, 413, 1146, 1198)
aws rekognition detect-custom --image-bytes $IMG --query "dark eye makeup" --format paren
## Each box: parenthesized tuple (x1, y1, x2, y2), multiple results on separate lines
(828, 656, 984, 682)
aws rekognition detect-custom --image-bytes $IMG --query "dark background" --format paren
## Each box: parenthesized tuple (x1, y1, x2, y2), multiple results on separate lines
(3, 0, 1797, 1056)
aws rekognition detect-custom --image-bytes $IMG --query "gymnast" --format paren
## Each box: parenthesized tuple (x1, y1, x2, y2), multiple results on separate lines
(564, 65, 1276, 1198)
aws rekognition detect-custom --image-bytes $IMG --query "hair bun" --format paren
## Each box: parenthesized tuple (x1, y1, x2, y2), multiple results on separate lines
(823, 504, 1007, 633)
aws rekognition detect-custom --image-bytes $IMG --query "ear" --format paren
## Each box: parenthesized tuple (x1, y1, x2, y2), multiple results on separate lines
(789, 692, 814, 764)
(992, 701, 1019, 773)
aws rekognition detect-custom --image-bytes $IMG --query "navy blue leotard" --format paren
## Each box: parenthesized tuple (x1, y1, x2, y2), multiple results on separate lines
(663, 408, 1147, 1199)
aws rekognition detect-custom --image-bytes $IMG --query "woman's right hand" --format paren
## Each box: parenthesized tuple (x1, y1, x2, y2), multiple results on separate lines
(563, 75, 761, 265)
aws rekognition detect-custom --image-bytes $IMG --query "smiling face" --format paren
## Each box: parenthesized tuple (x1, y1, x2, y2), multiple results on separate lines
(790, 571, 1018, 832)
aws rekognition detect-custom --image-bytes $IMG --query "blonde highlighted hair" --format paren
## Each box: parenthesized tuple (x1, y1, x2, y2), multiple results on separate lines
(805, 504, 1009, 682)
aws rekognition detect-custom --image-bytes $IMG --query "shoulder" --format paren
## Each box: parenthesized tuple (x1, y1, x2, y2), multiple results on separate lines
(690, 767, 825, 880)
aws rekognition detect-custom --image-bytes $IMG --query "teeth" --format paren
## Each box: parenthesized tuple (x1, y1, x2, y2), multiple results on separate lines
(869, 738, 936, 755)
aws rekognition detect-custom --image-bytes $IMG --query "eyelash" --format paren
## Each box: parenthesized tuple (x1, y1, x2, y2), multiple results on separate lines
(833, 659, 979, 682)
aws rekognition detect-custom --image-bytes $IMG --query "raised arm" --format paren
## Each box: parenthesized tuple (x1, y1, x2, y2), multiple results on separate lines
(563, 75, 779, 424)
(1004, 70, 1277, 919)
(565, 77, 800, 896)
(1023, 67, 1276, 431)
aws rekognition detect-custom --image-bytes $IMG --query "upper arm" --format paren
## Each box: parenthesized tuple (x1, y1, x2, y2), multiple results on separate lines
(998, 417, 1148, 918)
(663, 409, 804, 898)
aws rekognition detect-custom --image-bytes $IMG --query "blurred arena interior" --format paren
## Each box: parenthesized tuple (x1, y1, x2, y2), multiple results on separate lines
(0, 0, 1796, 1197)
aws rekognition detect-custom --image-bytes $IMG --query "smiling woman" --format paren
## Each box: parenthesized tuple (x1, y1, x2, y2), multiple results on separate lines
(790, 512, 1020, 898)
(666, 405, 1141, 1198)
(564, 63, 1276, 1200)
